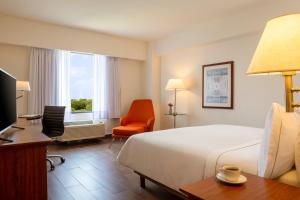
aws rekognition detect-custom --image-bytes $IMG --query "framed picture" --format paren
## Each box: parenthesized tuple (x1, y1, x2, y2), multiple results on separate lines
(202, 61, 234, 109)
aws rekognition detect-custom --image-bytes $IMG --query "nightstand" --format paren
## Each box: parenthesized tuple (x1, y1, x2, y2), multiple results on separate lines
(180, 173, 300, 200)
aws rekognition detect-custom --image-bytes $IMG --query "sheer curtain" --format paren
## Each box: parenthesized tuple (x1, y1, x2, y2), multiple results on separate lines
(28, 47, 59, 114)
(93, 55, 121, 119)
(57, 50, 71, 119)
(104, 56, 121, 119)
(93, 55, 105, 119)
(29, 48, 120, 119)
(57, 53, 121, 120)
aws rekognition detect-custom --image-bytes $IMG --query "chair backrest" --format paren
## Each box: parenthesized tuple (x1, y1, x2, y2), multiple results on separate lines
(42, 106, 65, 138)
(127, 99, 155, 123)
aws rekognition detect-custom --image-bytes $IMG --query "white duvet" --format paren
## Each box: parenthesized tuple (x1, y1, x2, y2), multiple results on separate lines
(117, 124, 264, 191)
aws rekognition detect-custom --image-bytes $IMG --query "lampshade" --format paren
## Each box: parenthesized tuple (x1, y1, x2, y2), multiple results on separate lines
(247, 14, 300, 74)
(17, 81, 31, 91)
(165, 79, 185, 90)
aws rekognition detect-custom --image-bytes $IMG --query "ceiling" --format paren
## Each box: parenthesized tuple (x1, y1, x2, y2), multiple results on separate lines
(0, 0, 269, 41)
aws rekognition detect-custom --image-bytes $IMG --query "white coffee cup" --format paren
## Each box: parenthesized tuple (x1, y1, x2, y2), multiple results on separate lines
(219, 165, 241, 182)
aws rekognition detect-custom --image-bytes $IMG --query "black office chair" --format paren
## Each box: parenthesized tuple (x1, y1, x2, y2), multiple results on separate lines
(42, 106, 66, 171)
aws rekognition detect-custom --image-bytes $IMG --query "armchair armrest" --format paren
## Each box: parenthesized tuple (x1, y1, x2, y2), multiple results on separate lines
(146, 117, 155, 131)
(120, 116, 129, 126)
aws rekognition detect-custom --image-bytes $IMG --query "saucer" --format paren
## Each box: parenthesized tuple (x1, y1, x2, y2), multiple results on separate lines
(216, 173, 247, 184)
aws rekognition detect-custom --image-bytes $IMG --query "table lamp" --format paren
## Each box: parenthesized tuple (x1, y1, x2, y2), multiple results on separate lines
(165, 79, 185, 114)
(16, 81, 31, 99)
(247, 14, 300, 112)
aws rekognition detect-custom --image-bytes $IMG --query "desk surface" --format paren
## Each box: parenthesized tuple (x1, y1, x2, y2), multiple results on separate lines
(0, 120, 51, 148)
(180, 173, 300, 200)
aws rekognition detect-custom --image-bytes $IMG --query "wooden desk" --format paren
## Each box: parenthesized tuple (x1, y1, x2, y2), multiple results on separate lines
(0, 122, 51, 200)
(180, 173, 300, 200)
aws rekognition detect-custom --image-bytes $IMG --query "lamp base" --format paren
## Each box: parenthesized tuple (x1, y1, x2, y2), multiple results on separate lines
(283, 72, 294, 112)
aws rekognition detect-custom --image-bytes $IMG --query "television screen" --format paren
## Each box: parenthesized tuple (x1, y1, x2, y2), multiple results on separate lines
(0, 69, 16, 134)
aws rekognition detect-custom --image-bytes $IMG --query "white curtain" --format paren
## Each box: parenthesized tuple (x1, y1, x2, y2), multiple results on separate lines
(29, 48, 121, 119)
(28, 47, 59, 115)
(93, 55, 106, 119)
(93, 56, 121, 119)
(57, 50, 71, 119)
(104, 56, 121, 118)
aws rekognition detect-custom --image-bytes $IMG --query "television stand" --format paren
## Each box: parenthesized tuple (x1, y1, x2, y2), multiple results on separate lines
(11, 125, 25, 130)
(0, 137, 13, 143)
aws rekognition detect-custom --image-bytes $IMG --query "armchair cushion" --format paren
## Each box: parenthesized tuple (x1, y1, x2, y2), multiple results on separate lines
(127, 122, 147, 129)
(112, 123, 146, 136)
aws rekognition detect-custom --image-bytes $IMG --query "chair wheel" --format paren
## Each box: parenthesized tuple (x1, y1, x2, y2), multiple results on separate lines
(61, 158, 65, 163)
(50, 165, 55, 171)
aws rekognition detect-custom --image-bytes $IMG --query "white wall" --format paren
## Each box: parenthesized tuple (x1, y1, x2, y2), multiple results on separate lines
(155, 0, 300, 56)
(160, 33, 300, 129)
(0, 14, 147, 60)
(153, 0, 300, 129)
(119, 58, 146, 115)
(0, 43, 30, 115)
(144, 44, 161, 130)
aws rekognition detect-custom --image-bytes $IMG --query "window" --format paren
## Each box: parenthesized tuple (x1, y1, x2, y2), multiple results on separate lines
(57, 50, 116, 121)
(69, 52, 94, 113)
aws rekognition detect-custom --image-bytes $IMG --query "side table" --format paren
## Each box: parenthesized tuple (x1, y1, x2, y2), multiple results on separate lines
(165, 113, 186, 128)
(180, 173, 300, 200)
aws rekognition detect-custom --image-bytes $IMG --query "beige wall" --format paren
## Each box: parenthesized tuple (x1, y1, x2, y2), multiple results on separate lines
(160, 33, 300, 129)
(153, 0, 300, 129)
(155, 0, 300, 56)
(119, 58, 146, 115)
(0, 14, 147, 61)
(144, 44, 161, 130)
(0, 43, 30, 115)
(0, 43, 146, 122)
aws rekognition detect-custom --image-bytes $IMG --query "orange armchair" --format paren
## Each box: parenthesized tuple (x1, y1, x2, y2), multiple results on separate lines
(112, 99, 155, 139)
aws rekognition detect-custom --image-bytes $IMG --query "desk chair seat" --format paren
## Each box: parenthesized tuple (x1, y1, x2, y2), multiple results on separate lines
(42, 106, 66, 170)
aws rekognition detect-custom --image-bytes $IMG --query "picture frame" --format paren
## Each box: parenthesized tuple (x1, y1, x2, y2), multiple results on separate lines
(202, 61, 234, 109)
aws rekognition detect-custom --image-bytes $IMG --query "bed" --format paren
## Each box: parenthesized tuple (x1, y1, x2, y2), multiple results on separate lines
(117, 124, 264, 194)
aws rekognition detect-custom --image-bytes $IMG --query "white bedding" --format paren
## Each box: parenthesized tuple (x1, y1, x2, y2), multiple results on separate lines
(117, 124, 264, 191)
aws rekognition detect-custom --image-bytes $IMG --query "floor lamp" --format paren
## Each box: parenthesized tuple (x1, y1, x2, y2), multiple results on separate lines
(247, 14, 300, 112)
(16, 81, 31, 100)
(165, 79, 185, 128)
(14, 81, 31, 130)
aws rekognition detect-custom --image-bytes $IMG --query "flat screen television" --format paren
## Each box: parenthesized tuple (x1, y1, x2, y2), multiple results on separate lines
(0, 68, 16, 134)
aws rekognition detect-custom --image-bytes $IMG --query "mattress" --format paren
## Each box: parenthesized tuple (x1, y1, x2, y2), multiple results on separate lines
(117, 124, 264, 191)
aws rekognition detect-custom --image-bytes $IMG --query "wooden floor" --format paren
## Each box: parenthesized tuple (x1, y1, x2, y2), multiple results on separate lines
(47, 138, 182, 200)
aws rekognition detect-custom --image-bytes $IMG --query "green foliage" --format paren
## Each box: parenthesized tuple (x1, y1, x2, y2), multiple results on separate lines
(71, 99, 92, 112)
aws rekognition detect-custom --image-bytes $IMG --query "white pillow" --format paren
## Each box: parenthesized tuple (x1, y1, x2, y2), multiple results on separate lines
(294, 110, 300, 180)
(295, 136, 300, 180)
(258, 103, 300, 178)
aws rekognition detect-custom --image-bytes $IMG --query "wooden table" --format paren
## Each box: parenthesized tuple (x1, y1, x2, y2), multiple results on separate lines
(180, 173, 300, 200)
(0, 121, 51, 200)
